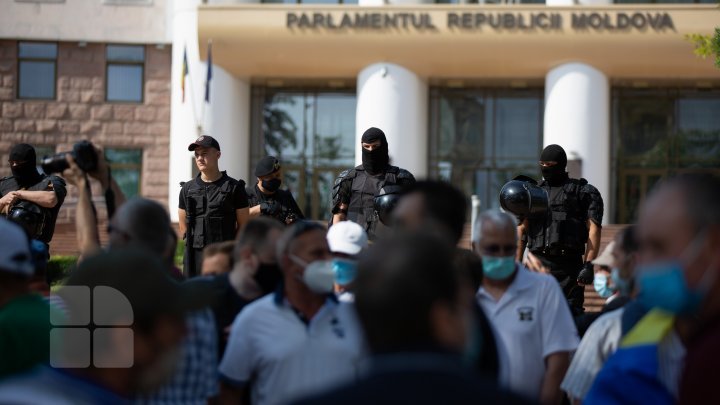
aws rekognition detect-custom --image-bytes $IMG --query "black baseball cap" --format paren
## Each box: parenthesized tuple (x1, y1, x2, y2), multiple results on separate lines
(188, 135, 221, 152)
(255, 156, 281, 177)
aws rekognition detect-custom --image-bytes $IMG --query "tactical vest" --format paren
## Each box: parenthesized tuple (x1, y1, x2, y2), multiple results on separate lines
(527, 178, 589, 254)
(342, 166, 402, 239)
(1, 175, 59, 243)
(181, 176, 239, 249)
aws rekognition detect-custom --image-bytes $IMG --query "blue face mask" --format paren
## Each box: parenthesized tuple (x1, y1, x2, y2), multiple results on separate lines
(482, 256, 516, 281)
(637, 261, 704, 315)
(594, 272, 616, 299)
(333, 258, 358, 286)
(611, 267, 632, 296)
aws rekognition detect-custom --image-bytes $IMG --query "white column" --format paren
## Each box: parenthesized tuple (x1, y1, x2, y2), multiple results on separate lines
(169, 0, 253, 222)
(544, 63, 610, 224)
(356, 63, 428, 178)
(203, 66, 251, 184)
(169, 0, 202, 222)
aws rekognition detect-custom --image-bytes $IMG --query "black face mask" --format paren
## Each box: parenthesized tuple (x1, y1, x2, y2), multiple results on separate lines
(11, 164, 41, 187)
(362, 144, 389, 175)
(261, 178, 282, 193)
(541, 166, 568, 186)
(253, 262, 282, 294)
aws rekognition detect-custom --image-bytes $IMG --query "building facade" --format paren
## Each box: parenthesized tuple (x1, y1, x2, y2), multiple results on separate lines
(174, 0, 719, 224)
(1, 0, 719, 250)
(0, 0, 172, 238)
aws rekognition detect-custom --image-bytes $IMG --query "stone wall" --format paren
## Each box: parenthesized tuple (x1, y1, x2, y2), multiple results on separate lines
(0, 40, 171, 237)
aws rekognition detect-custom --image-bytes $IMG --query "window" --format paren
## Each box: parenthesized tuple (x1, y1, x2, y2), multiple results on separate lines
(251, 87, 357, 220)
(613, 88, 720, 223)
(106, 45, 144, 103)
(429, 87, 544, 211)
(105, 148, 143, 198)
(18, 42, 57, 100)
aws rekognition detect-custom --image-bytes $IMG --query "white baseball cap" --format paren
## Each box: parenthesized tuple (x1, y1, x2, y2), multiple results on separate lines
(327, 221, 368, 256)
(592, 241, 615, 268)
(0, 218, 34, 276)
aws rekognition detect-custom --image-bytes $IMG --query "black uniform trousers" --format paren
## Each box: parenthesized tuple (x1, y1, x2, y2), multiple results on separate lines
(184, 247, 204, 278)
(532, 252, 585, 316)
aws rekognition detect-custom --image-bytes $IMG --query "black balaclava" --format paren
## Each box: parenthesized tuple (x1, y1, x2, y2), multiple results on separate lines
(540, 144, 568, 186)
(361, 127, 389, 175)
(9, 143, 41, 187)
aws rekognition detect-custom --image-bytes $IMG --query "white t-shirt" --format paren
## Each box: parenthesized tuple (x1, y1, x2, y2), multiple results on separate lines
(477, 265, 579, 400)
(561, 307, 686, 400)
(219, 293, 366, 405)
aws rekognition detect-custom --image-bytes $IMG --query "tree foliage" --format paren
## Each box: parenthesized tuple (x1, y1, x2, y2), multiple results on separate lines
(686, 27, 720, 69)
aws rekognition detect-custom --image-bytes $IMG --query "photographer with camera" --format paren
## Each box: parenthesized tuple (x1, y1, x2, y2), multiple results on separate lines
(0, 144, 67, 248)
(54, 141, 127, 260)
(246, 156, 304, 226)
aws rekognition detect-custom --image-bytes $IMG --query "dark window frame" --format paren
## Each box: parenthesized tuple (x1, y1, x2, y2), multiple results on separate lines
(428, 86, 545, 210)
(612, 87, 720, 223)
(250, 85, 357, 220)
(105, 147, 144, 198)
(105, 44, 145, 104)
(17, 41, 58, 100)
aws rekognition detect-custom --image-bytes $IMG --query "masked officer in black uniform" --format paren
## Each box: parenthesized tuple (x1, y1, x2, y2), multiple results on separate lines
(246, 156, 304, 226)
(0, 143, 67, 247)
(179, 135, 249, 277)
(330, 127, 415, 240)
(516, 144, 603, 316)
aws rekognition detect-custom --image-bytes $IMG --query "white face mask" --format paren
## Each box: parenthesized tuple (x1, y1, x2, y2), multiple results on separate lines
(136, 345, 182, 393)
(290, 254, 335, 294)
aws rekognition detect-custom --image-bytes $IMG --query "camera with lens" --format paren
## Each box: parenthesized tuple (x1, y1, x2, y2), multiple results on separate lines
(41, 140, 98, 174)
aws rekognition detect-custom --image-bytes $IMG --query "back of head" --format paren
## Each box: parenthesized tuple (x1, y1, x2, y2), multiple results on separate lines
(354, 232, 459, 353)
(650, 173, 720, 229)
(110, 197, 171, 256)
(234, 217, 284, 261)
(618, 224, 638, 255)
(0, 218, 33, 279)
(401, 180, 467, 245)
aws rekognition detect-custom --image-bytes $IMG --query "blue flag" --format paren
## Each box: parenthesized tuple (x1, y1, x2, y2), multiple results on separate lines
(204, 41, 212, 103)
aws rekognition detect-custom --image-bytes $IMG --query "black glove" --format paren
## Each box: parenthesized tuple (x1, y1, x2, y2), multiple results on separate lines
(577, 262, 594, 285)
(260, 200, 281, 216)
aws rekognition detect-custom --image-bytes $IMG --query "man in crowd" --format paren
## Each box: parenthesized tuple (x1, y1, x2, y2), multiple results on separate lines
(247, 156, 304, 225)
(219, 221, 365, 405)
(0, 249, 211, 403)
(561, 225, 644, 403)
(295, 232, 530, 405)
(201, 241, 235, 276)
(0, 218, 58, 379)
(326, 220, 368, 299)
(474, 210, 578, 404)
(393, 180, 500, 378)
(62, 154, 220, 404)
(515, 144, 604, 316)
(330, 127, 415, 240)
(0, 143, 67, 248)
(204, 217, 284, 356)
(584, 174, 718, 404)
(179, 135, 249, 277)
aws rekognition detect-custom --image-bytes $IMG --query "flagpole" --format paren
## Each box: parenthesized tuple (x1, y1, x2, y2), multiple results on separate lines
(200, 39, 212, 135)
(184, 43, 202, 137)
